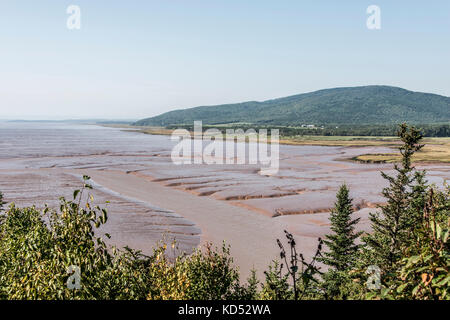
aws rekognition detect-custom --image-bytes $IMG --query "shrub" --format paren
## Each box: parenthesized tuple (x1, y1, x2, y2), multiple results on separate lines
(146, 242, 242, 300)
(0, 177, 247, 300)
(260, 231, 324, 300)
(369, 188, 449, 300)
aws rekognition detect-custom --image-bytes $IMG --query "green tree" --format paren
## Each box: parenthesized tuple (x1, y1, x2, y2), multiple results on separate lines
(319, 184, 362, 271)
(364, 123, 424, 273)
(0, 192, 3, 211)
(409, 170, 429, 228)
(318, 184, 363, 299)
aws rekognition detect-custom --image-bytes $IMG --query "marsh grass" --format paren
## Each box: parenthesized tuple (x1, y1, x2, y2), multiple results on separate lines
(354, 138, 450, 163)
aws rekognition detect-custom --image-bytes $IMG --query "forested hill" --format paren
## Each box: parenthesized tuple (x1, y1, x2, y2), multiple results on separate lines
(134, 86, 450, 127)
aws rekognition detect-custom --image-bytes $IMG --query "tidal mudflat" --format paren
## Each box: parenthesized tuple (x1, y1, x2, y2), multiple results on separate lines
(1, 122, 448, 277)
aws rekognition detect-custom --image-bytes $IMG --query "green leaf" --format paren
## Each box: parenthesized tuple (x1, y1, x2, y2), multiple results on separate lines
(397, 283, 408, 293)
(435, 275, 450, 287)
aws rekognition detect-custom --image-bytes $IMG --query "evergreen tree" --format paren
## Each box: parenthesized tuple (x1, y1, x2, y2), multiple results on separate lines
(364, 123, 424, 272)
(319, 184, 362, 271)
(0, 192, 3, 211)
(409, 170, 428, 227)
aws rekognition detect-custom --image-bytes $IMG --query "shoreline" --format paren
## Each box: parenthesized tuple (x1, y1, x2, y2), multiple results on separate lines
(101, 124, 450, 163)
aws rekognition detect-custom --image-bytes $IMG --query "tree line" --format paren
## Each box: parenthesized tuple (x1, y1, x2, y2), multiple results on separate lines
(166, 123, 450, 137)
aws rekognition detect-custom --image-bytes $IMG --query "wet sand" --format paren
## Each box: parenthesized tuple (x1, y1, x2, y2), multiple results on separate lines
(82, 168, 287, 277)
(83, 168, 378, 278)
(0, 169, 200, 257)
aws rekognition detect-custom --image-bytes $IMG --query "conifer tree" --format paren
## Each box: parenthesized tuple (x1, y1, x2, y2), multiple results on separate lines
(319, 184, 361, 271)
(364, 123, 424, 272)
(409, 170, 428, 227)
(0, 192, 3, 211)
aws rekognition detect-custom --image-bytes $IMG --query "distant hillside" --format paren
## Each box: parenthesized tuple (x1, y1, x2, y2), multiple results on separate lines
(134, 86, 450, 127)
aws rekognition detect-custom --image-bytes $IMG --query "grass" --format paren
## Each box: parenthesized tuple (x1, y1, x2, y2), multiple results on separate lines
(279, 135, 401, 147)
(353, 138, 450, 163)
(100, 124, 175, 136)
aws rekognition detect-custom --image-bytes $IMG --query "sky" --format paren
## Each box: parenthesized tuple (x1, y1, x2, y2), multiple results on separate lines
(0, 0, 449, 120)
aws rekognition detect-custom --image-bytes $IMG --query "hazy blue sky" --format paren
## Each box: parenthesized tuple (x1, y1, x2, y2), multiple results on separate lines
(0, 0, 449, 120)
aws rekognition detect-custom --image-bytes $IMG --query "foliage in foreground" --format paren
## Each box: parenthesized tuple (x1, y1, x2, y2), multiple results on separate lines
(318, 184, 361, 272)
(369, 187, 449, 300)
(0, 178, 253, 300)
(317, 184, 364, 299)
(363, 124, 425, 272)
